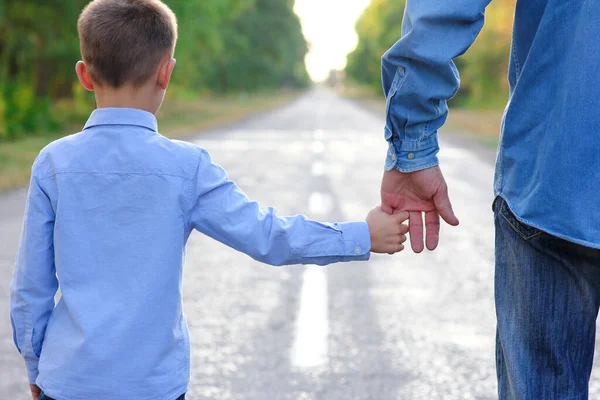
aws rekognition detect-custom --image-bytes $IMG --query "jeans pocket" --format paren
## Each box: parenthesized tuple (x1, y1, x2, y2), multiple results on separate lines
(495, 197, 543, 241)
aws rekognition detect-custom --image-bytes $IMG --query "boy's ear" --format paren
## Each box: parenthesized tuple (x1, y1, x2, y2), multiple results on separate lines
(157, 58, 176, 90)
(76, 61, 95, 91)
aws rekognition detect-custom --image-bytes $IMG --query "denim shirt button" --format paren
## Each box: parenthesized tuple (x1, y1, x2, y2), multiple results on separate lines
(384, 143, 397, 171)
(407, 153, 415, 160)
(354, 246, 362, 254)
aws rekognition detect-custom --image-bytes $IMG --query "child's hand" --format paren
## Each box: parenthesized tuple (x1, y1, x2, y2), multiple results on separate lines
(366, 207, 409, 254)
(30, 384, 41, 400)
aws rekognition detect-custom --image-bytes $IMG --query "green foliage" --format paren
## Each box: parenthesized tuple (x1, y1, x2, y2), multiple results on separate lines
(456, 0, 515, 108)
(346, 0, 516, 108)
(0, 0, 89, 139)
(168, 0, 309, 92)
(346, 0, 405, 95)
(0, 0, 308, 141)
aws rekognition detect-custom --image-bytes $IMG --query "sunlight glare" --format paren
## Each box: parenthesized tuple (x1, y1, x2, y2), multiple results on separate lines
(295, 0, 371, 82)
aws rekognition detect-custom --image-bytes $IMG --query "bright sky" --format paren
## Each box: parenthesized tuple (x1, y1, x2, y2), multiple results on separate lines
(295, 0, 371, 82)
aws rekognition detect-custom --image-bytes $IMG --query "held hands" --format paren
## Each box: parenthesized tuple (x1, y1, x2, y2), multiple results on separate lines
(380, 167, 459, 253)
(366, 207, 409, 254)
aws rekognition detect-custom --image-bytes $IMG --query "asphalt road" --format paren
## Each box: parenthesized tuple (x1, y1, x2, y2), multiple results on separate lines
(2, 88, 600, 399)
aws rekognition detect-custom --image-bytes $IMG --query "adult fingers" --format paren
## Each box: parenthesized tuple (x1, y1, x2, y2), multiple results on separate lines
(425, 210, 440, 251)
(434, 186, 459, 226)
(409, 211, 424, 253)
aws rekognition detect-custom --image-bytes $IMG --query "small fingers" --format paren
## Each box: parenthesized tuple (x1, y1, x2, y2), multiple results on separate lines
(392, 210, 410, 223)
(387, 244, 405, 254)
(380, 202, 394, 215)
(399, 234, 407, 244)
(397, 223, 409, 235)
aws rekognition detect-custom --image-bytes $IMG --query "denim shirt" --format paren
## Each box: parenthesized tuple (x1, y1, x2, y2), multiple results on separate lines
(382, 0, 600, 248)
(10, 108, 370, 399)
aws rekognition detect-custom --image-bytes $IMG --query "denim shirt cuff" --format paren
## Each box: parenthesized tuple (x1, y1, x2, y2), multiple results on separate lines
(384, 135, 440, 173)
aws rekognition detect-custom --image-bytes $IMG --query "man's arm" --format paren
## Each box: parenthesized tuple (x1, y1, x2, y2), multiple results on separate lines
(381, 0, 492, 251)
(383, 0, 492, 171)
(10, 167, 59, 385)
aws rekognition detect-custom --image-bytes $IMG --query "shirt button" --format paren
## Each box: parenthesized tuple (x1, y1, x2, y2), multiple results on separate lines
(355, 246, 362, 254)
(407, 153, 415, 160)
(391, 152, 396, 161)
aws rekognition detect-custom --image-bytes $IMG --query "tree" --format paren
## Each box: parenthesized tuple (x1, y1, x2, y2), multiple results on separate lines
(346, 0, 516, 108)
(0, 0, 310, 140)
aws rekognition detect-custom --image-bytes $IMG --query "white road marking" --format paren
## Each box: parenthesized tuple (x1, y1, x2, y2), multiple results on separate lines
(308, 192, 333, 215)
(291, 266, 329, 368)
(290, 170, 332, 368)
(311, 141, 325, 154)
(311, 160, 326, 176)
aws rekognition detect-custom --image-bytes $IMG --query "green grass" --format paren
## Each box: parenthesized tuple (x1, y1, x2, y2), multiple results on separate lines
(0, 134, 64, 190)
(0, 90, 302, 191)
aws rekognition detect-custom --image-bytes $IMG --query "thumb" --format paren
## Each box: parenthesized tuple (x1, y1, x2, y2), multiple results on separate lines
(392, 210, 409, 223)
(434, 187, 459, 226)
(380, 202, 394, 215)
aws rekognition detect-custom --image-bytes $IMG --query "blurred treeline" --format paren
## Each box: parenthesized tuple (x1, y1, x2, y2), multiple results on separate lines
(0, 0, 309, 141)
(346, 0, 516, 109)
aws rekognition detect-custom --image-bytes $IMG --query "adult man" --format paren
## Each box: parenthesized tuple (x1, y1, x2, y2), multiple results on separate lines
(380, 0, 600, 398)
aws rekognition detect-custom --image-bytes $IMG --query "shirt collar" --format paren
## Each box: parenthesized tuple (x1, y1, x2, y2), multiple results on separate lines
(83, 108, 158, 132)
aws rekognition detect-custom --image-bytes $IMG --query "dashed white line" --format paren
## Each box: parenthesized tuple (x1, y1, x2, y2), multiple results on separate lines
(311, 160, 326, 176)
(308, 192, 333, 216)
(290, 265, 329, 368)
(311, 141, 325, 154)
(290, 162, 332, 368)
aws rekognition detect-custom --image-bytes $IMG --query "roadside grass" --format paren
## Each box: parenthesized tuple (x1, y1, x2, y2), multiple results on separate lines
(0, 90, 302, 191)
(337, 84, 504, 149)
(445, 108, 503, 148)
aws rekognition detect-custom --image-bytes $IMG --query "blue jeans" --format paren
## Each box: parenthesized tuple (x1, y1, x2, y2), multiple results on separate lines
(39, 393, 185, 400)
(494, 197, 600, 399)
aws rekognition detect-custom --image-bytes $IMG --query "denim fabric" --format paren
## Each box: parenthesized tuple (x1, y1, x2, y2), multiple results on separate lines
(10, 108, 371, 400)
(39, 393, 186, 400)
(494, 197, 600, 399)
(383, 0, 600, 247)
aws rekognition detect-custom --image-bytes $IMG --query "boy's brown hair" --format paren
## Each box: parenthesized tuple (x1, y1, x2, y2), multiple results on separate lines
(78, 0, 178, 88)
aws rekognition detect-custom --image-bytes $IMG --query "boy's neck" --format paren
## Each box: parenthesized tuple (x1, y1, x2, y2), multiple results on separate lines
(94, 83, 162, 114)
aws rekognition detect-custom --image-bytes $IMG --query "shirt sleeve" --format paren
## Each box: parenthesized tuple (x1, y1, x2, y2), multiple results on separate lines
(188, 149, 371, 266)
(382, 0, 492, 172)
(10, 168, 58, 384)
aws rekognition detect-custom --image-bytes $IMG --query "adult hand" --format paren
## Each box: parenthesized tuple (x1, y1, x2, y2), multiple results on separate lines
(380, 166, 459, 253)
(30, 384, 41, 400)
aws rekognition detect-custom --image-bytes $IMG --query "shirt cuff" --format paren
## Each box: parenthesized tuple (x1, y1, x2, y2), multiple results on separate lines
(25, 357, 39, 384)
(384, 134, 440, 173)
(338, 221, 371, 261)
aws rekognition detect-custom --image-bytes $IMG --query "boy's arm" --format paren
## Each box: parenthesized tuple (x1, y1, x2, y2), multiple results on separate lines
(10, 167, 58, 384)
(188, 149, 371, 266)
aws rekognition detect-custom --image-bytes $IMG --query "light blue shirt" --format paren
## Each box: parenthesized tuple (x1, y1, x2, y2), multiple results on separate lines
(382, 0, 600, 248)
(10, 108, 370, 399)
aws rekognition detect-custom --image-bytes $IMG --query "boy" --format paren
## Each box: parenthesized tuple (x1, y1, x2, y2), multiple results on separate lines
(10, 1, 409, 399)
